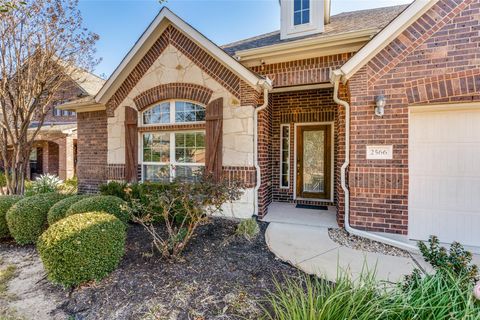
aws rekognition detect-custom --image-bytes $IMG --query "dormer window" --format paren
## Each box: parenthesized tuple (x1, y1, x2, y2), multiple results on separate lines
(294, 0, 310, 25)
(280, 0, 325, 40)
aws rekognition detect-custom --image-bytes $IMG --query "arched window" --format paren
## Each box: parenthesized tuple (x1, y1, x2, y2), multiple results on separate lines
(142, 101, 206, 125)
(140, 100, 206, 182)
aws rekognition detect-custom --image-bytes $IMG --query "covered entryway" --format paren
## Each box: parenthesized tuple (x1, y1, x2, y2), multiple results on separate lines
(409, 103, 480, 247)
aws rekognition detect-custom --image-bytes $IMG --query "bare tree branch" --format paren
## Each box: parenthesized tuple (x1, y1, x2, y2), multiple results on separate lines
(0, 0, 98, 194)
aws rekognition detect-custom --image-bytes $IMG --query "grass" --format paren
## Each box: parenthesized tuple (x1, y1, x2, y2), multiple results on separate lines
(262, 270, 480, 320)
(235, 218, 260, 241)
(0, 264, 16, 298)
(0, 258, 22, 320)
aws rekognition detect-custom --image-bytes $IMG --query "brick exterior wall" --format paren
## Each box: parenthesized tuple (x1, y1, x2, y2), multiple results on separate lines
(251, 54, 353, 88)
(257, 96, 273, 216)
(77, 111, 108, 193)
(134, 83, 214, 111)
(106, 25, 259, 115)
(345, 0, 480, 234)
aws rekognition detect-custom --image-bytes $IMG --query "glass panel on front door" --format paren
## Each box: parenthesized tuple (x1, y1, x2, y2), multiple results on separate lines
(302, 130, 325, 193)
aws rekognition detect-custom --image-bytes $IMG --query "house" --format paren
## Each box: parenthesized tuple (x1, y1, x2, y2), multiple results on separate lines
(61, 0, 480, 248)
(26, 69, 104, 180)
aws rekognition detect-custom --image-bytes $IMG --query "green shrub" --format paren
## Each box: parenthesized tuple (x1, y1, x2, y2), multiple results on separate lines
(130, 175, 242, 259)
(236, 218, 260, 241)
(47, 194, 91, 225)
(417, 235, 478, 283)
(0, 195, 23, 239)
(37, 212, 126, 287)
(6, 193, 67, 245)
(66, 195, 129, 224)
(0, 171, 6, 188)
(59, 176, 78, 194)
(99, 181, 129, 201)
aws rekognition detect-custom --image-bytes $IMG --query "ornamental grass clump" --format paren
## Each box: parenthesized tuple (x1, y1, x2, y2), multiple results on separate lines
(66, 195, 130, 224)
(37, 212, 126, 287)
(0, 195, 22, 239)
(6, 193, 67, 245)
(263, 237, 480, 320)
(47, 194, 91, 225)
(236, 218, 260, 241)
(131, 174, 242, 259)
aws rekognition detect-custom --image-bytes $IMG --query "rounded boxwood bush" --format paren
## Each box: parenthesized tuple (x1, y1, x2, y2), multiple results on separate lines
(0, 195, 23, 239)
(6, 193, 67, 245)
(37, 212, 126, 287)
(66, 195, 129, 224)
(47, 194, 91, 225)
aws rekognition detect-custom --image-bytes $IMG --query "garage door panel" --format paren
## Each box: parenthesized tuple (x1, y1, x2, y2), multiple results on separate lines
(410, 208, 480, 245)
(409, 108, 480, 247)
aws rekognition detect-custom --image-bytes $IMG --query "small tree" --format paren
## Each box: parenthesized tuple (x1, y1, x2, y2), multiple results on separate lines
(0, 0, 98, 194)
(130, 174, 243, 259)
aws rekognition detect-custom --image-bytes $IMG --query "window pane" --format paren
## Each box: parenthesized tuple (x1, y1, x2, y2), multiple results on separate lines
(294, 0, 301, 11)
(302, 0, 309, 9)
(143, 133, 170, 163)
(302, 10, 310, 24)
(175, 101, 206, 123)
(143, 102, 170, 125)
(174, 132, 205, 164)
(280, 125, 290, 188)
(144, 165, 170, 182)
(175, 166, 203, 182)
(294, 12, 302, 25)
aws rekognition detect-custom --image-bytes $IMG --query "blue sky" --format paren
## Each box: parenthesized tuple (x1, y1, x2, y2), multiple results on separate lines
(78, 0, 413, 77)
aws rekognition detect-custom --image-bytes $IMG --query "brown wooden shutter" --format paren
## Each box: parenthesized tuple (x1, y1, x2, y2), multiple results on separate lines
(205, 98, 223, 182)
(125, 106, 138, 182)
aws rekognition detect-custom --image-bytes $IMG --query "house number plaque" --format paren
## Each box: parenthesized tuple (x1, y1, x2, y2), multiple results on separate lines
(366, 145, 393, 160)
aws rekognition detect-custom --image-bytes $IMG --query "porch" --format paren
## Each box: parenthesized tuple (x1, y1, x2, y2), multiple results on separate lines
(262, 202, 338, 228)
(257, 86, 345, 222)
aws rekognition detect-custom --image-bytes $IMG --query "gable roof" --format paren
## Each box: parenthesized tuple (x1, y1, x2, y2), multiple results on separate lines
(332, 0, 439, 82)
(95, 7, 268, 106)
(222, 5, 409, 56)
(70, 67, 105, 96)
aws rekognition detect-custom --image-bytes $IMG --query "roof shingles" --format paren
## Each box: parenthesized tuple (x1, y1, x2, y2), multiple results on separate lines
(222, 5, 409, 56)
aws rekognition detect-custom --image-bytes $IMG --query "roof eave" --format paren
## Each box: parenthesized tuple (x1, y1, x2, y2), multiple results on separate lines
(234, 29, 378, 62)
(58, 99, 106, 113)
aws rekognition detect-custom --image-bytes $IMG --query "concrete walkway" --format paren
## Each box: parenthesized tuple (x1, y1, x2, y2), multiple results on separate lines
(266, 223, 418, 283)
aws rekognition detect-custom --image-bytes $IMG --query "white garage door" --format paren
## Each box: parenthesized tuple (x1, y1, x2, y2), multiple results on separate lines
(409, 105, 480, 247)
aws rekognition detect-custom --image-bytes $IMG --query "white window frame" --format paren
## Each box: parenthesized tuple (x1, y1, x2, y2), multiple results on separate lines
(280, 0, 325, 40)
(139, 100, 207, 182)
(280, 124, 290, 189)
(140, 131, 206, 182)
(293, 0, 310, 26)
(141, 100, 207, 127)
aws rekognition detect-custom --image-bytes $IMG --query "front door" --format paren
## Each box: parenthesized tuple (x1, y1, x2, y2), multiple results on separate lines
(296, 124, 331, 200)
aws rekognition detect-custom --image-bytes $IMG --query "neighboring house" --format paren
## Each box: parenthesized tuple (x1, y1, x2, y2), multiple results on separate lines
(26, 70, 104, 180)
(62, 0, 480, 247)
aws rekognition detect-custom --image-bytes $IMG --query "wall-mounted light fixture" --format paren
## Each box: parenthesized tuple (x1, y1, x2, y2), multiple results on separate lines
(375, 95, 386, 117)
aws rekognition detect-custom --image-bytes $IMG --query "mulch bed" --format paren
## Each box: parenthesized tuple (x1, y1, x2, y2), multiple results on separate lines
(2, 218, 298, 320)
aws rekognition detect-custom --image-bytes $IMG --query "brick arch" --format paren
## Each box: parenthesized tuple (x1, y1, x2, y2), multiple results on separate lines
(106, 24, 258, 116)
(406, 69, 480, 105)
(134, 83, 214, 111)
